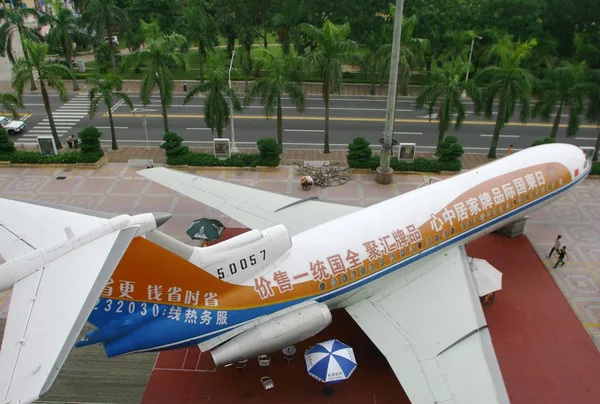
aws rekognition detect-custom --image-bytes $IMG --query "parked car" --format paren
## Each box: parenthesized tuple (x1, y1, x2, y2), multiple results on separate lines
(0, 116, 26, 136)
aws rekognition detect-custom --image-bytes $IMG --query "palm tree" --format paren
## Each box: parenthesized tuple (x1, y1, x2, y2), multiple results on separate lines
(532, 61, 590, 139)
(13, 40, 74, 149)
(46, 1, 81, 91)
(122, 21, 188, 133)
(245, 48, 305, 146)
(87, 74, 134, 150)
(0, 6, 43, 90)
(300, 19, 359, 154)
(181, 0, 218, 84)
(586, 70, 600, 161)
(77, 0, 128, 72)
(374, 10, 429, 95)
(183, 52, 241, 138)
(272, 0, 307, 55)
(476, 35, 537, 158)
(0, 93, 24, 119)
(416, 61, 476, 153)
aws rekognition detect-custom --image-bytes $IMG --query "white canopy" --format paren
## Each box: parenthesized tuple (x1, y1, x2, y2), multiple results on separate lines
(470, 258, 503, 296)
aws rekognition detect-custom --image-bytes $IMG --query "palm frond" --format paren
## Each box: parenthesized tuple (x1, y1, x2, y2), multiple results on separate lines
(115, 92, 135, 111)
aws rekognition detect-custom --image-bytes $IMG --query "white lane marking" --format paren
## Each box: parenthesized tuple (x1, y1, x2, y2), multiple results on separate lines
(52, 113, 87, 116)
(575, 137, 596, 141)
(185, 128, 213, 130)
(42, 118, 80, 122)
(480, 134, 520, 138)
(96, 126, 129, 129)
(393, 131, 423, 135)
(284, 129, 324, 133)
(111, 99, 125, 112)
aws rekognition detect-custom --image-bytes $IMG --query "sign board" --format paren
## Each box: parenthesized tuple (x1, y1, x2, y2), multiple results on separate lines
(37, 136, 57, 156)
(213, 138, 231, 159)
(581, 146, 595, 169)
(398, 143, 416, 162)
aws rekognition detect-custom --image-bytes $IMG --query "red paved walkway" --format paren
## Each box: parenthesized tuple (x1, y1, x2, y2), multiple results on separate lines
(467, 233, 600, 404)
(142, 310, 407, 404)
(143, 232, 600, 404)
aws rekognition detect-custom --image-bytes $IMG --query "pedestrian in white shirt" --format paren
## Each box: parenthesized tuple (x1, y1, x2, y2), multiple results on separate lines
(549, 234, 562, 258)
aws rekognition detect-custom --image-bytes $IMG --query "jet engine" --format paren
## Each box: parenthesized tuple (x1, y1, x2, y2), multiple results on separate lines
(210, 301, 332, 366)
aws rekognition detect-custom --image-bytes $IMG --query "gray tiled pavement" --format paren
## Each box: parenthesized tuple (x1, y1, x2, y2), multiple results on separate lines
(0, 163, 598, 402)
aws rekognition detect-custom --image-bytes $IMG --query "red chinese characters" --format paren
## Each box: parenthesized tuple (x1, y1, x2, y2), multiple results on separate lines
(406, 225, 422, 244)
(345, 249, 362, 268)
(310, 260, 331, 281)
(273, 271, 294, 293)
(254, 276, 275, 300)
(363, 240, 382, 261)
(392, 229, 410, 249)
(327, 254, 346, 276)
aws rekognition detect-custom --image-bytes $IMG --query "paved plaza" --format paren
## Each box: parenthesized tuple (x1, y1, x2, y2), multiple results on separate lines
(0, 162, 598, 401)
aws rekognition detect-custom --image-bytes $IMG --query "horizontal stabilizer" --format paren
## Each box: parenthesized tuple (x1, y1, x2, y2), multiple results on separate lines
(0, 198, 110, 262)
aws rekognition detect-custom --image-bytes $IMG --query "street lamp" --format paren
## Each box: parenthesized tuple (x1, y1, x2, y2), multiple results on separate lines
(142, 115, 149, 149)
(376, 0, 405, 185)
(465, 34, 483, 83)
(462, 34, 482, 98)
(228, 50, 239, 154)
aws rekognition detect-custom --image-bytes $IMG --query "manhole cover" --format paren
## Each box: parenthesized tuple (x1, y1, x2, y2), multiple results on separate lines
(56, 176, 67, 180)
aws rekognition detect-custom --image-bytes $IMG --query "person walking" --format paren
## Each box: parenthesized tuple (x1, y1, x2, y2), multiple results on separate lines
(549, 234, 562, 257)
(507, 144, 514, 155)
(553, 246, 568, 268)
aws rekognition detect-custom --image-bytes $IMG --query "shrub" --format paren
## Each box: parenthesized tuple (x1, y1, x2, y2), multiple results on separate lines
(532, 137, 556, 147)
(437, 136, 464, 163)
(0, 150, 103, 164)
(160, 132, 189, 157)
(166, 151, 261, 167)
(592, 161, 600, 176)
(347, 137, 373, 167)
(77, 127, 103, 154)
(0, 128, 15, 153)
(347, 156, 461, 173)
(257, 138, 282, 166)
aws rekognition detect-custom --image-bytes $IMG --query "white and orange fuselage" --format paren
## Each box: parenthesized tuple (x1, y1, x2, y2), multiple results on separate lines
(81, 144, 589, 358)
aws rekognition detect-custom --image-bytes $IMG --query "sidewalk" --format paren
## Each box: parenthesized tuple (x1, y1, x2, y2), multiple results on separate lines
(101, 146, 492, 169)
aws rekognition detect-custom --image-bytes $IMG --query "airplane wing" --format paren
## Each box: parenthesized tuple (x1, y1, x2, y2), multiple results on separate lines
(0, 226, 139, 404)
(345, 246, 510, 404)
(138, 167, 360, 234)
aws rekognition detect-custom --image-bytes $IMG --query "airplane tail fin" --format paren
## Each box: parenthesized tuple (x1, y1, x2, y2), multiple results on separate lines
(0, 198, 167, 404)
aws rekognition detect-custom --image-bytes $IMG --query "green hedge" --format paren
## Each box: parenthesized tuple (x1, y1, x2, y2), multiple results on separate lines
(0, 150, 104, 164)
(348, 156, 461, 173)
(592, 161, 600, 175)
(167, 152, 267, 167)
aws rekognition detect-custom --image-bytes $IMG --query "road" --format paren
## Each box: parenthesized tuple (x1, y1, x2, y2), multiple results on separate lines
(7, 92, 599, 154)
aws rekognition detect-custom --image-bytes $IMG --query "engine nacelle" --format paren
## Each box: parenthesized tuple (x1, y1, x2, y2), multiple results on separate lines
(210, 302, 332, 366)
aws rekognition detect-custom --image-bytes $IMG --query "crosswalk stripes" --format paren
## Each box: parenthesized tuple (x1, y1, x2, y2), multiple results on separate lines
(16, 93, 90, 144)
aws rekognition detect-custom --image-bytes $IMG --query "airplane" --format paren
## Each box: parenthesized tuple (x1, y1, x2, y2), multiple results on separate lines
(0, 143, 592, 404)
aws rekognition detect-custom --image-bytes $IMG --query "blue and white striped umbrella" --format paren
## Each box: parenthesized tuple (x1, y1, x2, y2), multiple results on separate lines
(304, 339, 357, 383)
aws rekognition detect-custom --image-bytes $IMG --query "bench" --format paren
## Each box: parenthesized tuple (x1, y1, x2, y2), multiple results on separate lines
(128, 159, 154, 168)
(304, 160, 330, 168)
